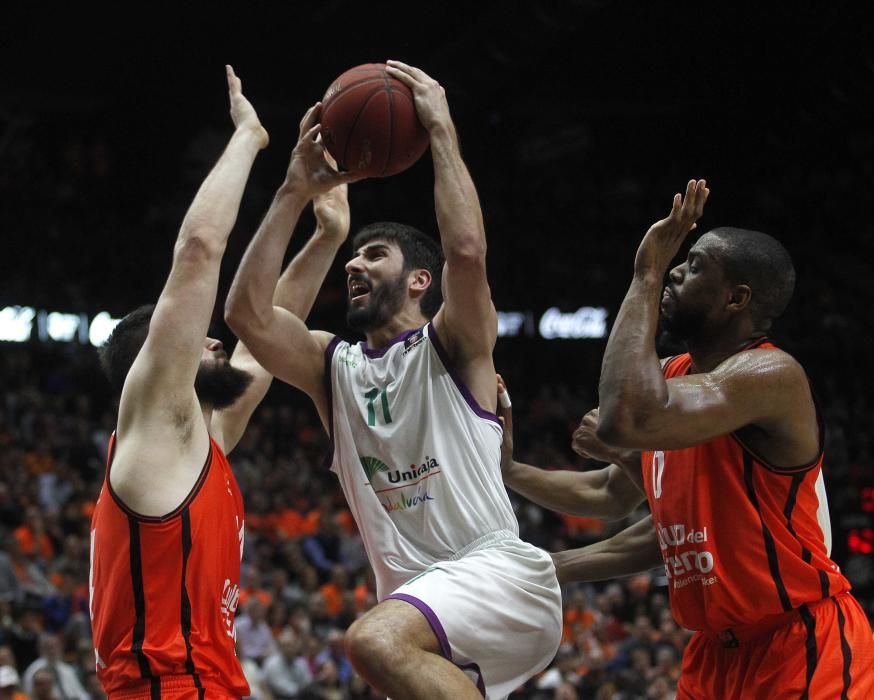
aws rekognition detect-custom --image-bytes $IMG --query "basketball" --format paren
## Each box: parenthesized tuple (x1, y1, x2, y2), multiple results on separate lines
(320, 63, 430, 178)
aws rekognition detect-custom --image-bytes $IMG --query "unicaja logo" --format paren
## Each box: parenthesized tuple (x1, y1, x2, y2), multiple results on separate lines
(388, 456, 440, 484)
(359, 454, 443, 502)
(360, 456, 390, 481)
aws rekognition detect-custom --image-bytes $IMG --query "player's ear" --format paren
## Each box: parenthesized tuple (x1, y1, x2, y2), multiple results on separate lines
(727, 284, 752, 313)
(408, 268, 432, 294)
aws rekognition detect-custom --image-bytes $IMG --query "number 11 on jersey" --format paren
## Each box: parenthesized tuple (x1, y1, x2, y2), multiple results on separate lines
(364, 387, 393, 426)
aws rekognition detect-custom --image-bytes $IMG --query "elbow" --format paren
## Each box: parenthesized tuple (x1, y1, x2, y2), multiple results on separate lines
(224, 285, 257, 334)
(595, 409, 642, 449)
(174, 229, 225, 265)
(224, 283, 245, 332)
(594, 411, 627, 446)
(445, 238, 486, 267)
(223, 299, 246, 335)
(224, 296, 266, 339)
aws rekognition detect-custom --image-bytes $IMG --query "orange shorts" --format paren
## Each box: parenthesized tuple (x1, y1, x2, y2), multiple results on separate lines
(677, 592, 874, 699)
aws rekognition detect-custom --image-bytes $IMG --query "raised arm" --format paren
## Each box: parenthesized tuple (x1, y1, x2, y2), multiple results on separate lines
(551, 515, 663, 585)
(215, 181, 352, 452)
(498, 378, 645, 520)
(596, 180, 710, 450)
(386, 61, 497, 409)
(118, 67, 267, 435)
(595, 181, 817, 455)
(225, 104, 358, 425)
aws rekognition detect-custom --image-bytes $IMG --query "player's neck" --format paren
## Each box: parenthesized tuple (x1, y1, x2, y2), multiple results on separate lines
(365, 308, 428, 350)
(200, 404, 214, 430)
(686, 331, 767, 373)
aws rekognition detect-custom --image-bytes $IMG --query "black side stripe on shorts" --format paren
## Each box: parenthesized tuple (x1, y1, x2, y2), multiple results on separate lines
(744, 454, 792, 611)
(799, 604, 818, 700)
(834, 597, 852, 700)
(128, 517, 160, 700)
(180, 510, 205, 700)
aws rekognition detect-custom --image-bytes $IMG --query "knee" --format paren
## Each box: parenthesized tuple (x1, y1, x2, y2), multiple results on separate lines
(345, 616, 395, 676)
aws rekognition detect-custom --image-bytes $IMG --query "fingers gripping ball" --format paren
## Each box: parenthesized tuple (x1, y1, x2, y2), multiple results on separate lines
(320, 63, 430, 178)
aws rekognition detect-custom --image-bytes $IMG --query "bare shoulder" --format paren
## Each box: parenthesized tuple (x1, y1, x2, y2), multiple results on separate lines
(311, 329, 338, 351)
(715, 347, 808, 387)
(725, 349, 820, 465)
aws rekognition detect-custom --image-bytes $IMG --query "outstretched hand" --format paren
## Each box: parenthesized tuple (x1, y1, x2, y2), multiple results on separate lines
(226, 65, 268, 150)
(286, 103, 363, 199)
(634, 179, 710, 278)
(384, 60, 451, 134)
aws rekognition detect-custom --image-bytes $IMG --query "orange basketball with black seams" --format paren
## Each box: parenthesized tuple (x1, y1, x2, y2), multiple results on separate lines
(320, 63, 430, 178)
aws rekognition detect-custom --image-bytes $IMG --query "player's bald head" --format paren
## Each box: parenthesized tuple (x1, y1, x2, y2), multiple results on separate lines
(701, 228, 796, 328)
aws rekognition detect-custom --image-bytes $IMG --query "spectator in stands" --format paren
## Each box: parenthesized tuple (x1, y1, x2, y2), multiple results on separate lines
(0, 665, 26, 700)
(29, 668, 57, 700)
(236, 598, 277, 665)
(262, 626, 313, 699)
(313, 629, 351, 688)
(22, 633, 88, 700)
(13, 508, 54, 565)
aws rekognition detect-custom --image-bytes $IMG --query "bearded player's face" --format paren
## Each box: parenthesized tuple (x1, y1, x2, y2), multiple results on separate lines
(194, 339, 253, 409)
(345, 240, 409, 333)
(659, 236, 730, 340)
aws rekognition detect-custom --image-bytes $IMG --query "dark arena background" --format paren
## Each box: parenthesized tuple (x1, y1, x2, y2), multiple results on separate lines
(1, 3, 872, 698)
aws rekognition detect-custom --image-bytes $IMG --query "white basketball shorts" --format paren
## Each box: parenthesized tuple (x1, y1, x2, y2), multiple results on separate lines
(387, 530, 562, 699)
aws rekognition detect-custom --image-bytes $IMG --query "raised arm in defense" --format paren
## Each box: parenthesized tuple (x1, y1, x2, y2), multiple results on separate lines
(117, 67, 267, 444)
(595, 182, 819, 463)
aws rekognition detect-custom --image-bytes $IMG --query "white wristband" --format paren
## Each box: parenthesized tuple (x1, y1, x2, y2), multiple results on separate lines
(498, 389, 512, 409)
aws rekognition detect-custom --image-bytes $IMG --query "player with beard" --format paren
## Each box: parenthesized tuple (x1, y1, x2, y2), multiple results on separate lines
(226, 61, 562, 700)
(89, 67, 355, 699)
(518, 180, 873, 698)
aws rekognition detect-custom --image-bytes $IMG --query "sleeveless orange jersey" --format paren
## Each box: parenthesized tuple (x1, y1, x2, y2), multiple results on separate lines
(642, 339, 850, 637)
(90, 434, 249, 699)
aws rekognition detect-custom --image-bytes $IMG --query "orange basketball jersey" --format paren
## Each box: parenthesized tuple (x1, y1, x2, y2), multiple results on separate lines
(642, 339, 850, 637)
(90, 434, 249, 699)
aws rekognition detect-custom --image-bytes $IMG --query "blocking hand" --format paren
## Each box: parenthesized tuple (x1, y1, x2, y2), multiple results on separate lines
(634, 179, 710, 278)
(226, 65, 268, 150)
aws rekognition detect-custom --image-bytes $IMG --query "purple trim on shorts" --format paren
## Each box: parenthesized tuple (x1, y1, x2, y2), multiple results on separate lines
(359, 327, 422, 358)
(386, 593, 452, 660)
(322, 336, 342, 469)
(387, 593, 486, 698)
(426, 322, 501, 427)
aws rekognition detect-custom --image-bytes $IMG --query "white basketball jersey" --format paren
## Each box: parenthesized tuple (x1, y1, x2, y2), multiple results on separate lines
(325, 322, 518, 599)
